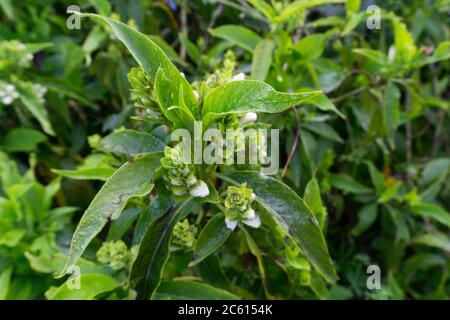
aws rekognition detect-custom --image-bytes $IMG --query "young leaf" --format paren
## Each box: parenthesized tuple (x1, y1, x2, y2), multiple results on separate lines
(251, 39, 275, 81)
(190, 213, 232, 266)
(99, 129, 165, 157)
(220, 172, 338, 283)
(130, 199, 193, 299)
(208, 25, 262, 52)
(154, 279, 239, 300)
(59, 152, 163, 276)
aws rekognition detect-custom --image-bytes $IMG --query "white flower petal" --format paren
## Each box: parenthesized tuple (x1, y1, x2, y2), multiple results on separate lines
(245, 208, 255, 219)
(243, 215, 261, 229)
(225, 218, 238, 230)
(2, 96, 13, 105)
(250, 193, 256, 202)
(189, 180, 209, 198)
(231, 72, 245, 81)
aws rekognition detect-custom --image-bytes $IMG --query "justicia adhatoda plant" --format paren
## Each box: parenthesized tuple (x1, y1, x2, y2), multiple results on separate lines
(56, 13, 338, 299)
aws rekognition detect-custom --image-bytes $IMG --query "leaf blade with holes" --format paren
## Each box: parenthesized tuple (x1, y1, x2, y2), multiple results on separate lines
(58, 152, 162, 276)
(222, 172, 338, 283)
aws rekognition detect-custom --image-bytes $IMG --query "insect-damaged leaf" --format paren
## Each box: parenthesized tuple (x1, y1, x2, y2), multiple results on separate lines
(58, 152, 162, 276)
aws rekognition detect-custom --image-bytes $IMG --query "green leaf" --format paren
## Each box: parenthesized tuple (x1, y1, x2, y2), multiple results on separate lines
(82, 13, 197, 114)
(154, 279, 239, 300)
(414, 233, 450, 252)
(294, 34, 326, 60)
(52, 167, 116, 181)
(383, 82, 400, 148)
(178, 33, 200, 62)
(190, 213, 232, 266)
(303, 93, 345, 119)
(420, 158, 450, 186)
(99, 129, 165, 157)
(202, 80, 320, 128)
(106, 208, 141, 241)
(304, 178, 327, 229)
(412, 203, 450, 228)
(208, 25, 262, 52)
(350, 203, 378, 236)
(251, 40, 275, 81)
(147, 35, 187, 67)
(130, 199, 193, 299)
(45, 274, 118, 300)
(393, 17, 417, 63)
(366, 162, 385, 195)
(14, 81, 54, 136)
(330, 174, 373, 194)
(221, 172, 338, 283)
(303, 122, 344, 143)
(346, 0, 361, 15)
(1, 128, 47, 152)
(59, 152, 162, 276)
(0, 267, 13, 299)
(155, 68, 196, 129)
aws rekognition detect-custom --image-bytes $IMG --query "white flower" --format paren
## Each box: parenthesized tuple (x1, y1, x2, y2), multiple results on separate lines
(231, 72, 245, 81)
(189, 180, 209, 197)
(243, 214, 261, 229)
(180, 72, 186, 78)
(27, 53, 34, 61)
(240, 112, 257, 125)
(193, 90, 200, 101)
(18, 43, 26, 50)
(225, 218, 238, 231)
(5, 84, 15, 93)
(2, 96, 13, 105)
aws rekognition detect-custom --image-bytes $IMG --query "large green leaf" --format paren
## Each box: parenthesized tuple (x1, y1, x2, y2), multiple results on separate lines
(130, 199, 193, 299)
(154, 279, 239, 300)
(59, 152, 162, 276)
(190, 213, 232, 266)
(412, 203, 450, 228)
(202, 80, 320, 128)
(45, 274, 118, 300)
(99, 129, 165, 157)
(81, 13, 197, 114)
(220, 172, 338, 283)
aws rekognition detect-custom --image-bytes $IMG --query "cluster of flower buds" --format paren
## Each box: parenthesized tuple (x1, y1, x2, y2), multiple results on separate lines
(127, 67, 162, 120)
(0, 41, 33, 68)
(223, 183, 261, 230)
(96, 240, 132, 270)
(0, 83, 19, 105)
(161, 144, 210, 198)
(172, 219, 197, 248)
(33, 83, 47, 102)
